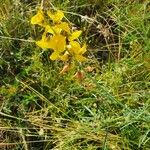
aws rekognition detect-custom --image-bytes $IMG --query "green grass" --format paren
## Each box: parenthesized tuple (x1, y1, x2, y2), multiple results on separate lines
(0, 0, 150, 149)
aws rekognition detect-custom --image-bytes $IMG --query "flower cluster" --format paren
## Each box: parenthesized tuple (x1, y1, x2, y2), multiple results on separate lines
(31, 9, 87, 62)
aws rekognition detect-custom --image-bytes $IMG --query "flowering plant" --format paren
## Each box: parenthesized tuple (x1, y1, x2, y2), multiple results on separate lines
(31, 9, 87, 63)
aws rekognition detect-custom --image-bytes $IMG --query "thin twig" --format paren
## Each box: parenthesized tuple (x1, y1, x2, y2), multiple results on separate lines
(40, 0, 44, 9)
(0, 36, 35, 43)
(0, 140, 51, 146)
(0, 111, 27, 122)
(19, 128, 28, 150)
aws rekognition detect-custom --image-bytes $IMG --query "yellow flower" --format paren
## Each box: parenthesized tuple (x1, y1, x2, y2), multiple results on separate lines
(36, 32, 66, 52)
(31, 9, 87, 63)
(60, 51, 70, 61)
(68, 30, 82, 41)
(48, 34, 66, 60)
(36, 32, 51, 49)
(47, 10, 70, 34)
(31, 9, 45, 26)
(45, 25, 61, 35)
(47, 10, 64, 23)
(55, 22, 70, 34)
(68, 41, 87, 62)
(45, 22, 70, 35)
(49, 34, 66, 52)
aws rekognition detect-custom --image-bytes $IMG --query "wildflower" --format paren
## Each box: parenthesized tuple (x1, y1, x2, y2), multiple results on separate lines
(68, 30, 82, 41)
(31, 9, 45, 26)
(47, 10, 70, 34)
(45, 25, 62, 35)
(68, 41, 87, 62)
(31, 9, 87, 63)
(45, 22, 70, 35)
(55, 22, 70, 34)
(60, 51, 70, 61)
(47, 10, 64, 23)
(48, 34, 66, 60)
(36, 32, 51, 49)
(36, 32, 66, 60)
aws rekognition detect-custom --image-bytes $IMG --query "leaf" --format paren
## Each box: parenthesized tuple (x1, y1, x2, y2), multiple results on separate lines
(85, 66, 95, 72)
(47, 10, 64, 23)
(59, 64, 70, 74)
(74, 71, 85, 82)
(69, 30, 82, 41)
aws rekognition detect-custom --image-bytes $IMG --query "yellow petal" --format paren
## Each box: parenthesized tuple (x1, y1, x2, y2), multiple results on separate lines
(60, 51, 69, 61)
(49, 35, 66, 52)
(78, 43, 87, 54)
(47, 10, 64, 23)
(69, 41, 81, 54)
(49, 52, 60, 60)
(36, 32, 51, 49)
(31, 9, 45, 26)
(45, 25, 55, 35)
(36, 39, 50, 49)
(45, 25, 61, 35)
(56, 22, 70, 33)
(36, 40, 45, 48)
(75, 55, 87, 62)
(52, 26, 62, 34)
(69, 30, 82, 41)
(46, 22, 70, 35)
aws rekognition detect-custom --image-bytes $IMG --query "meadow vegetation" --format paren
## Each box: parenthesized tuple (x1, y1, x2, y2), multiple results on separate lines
(0, 0, 150, 149)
